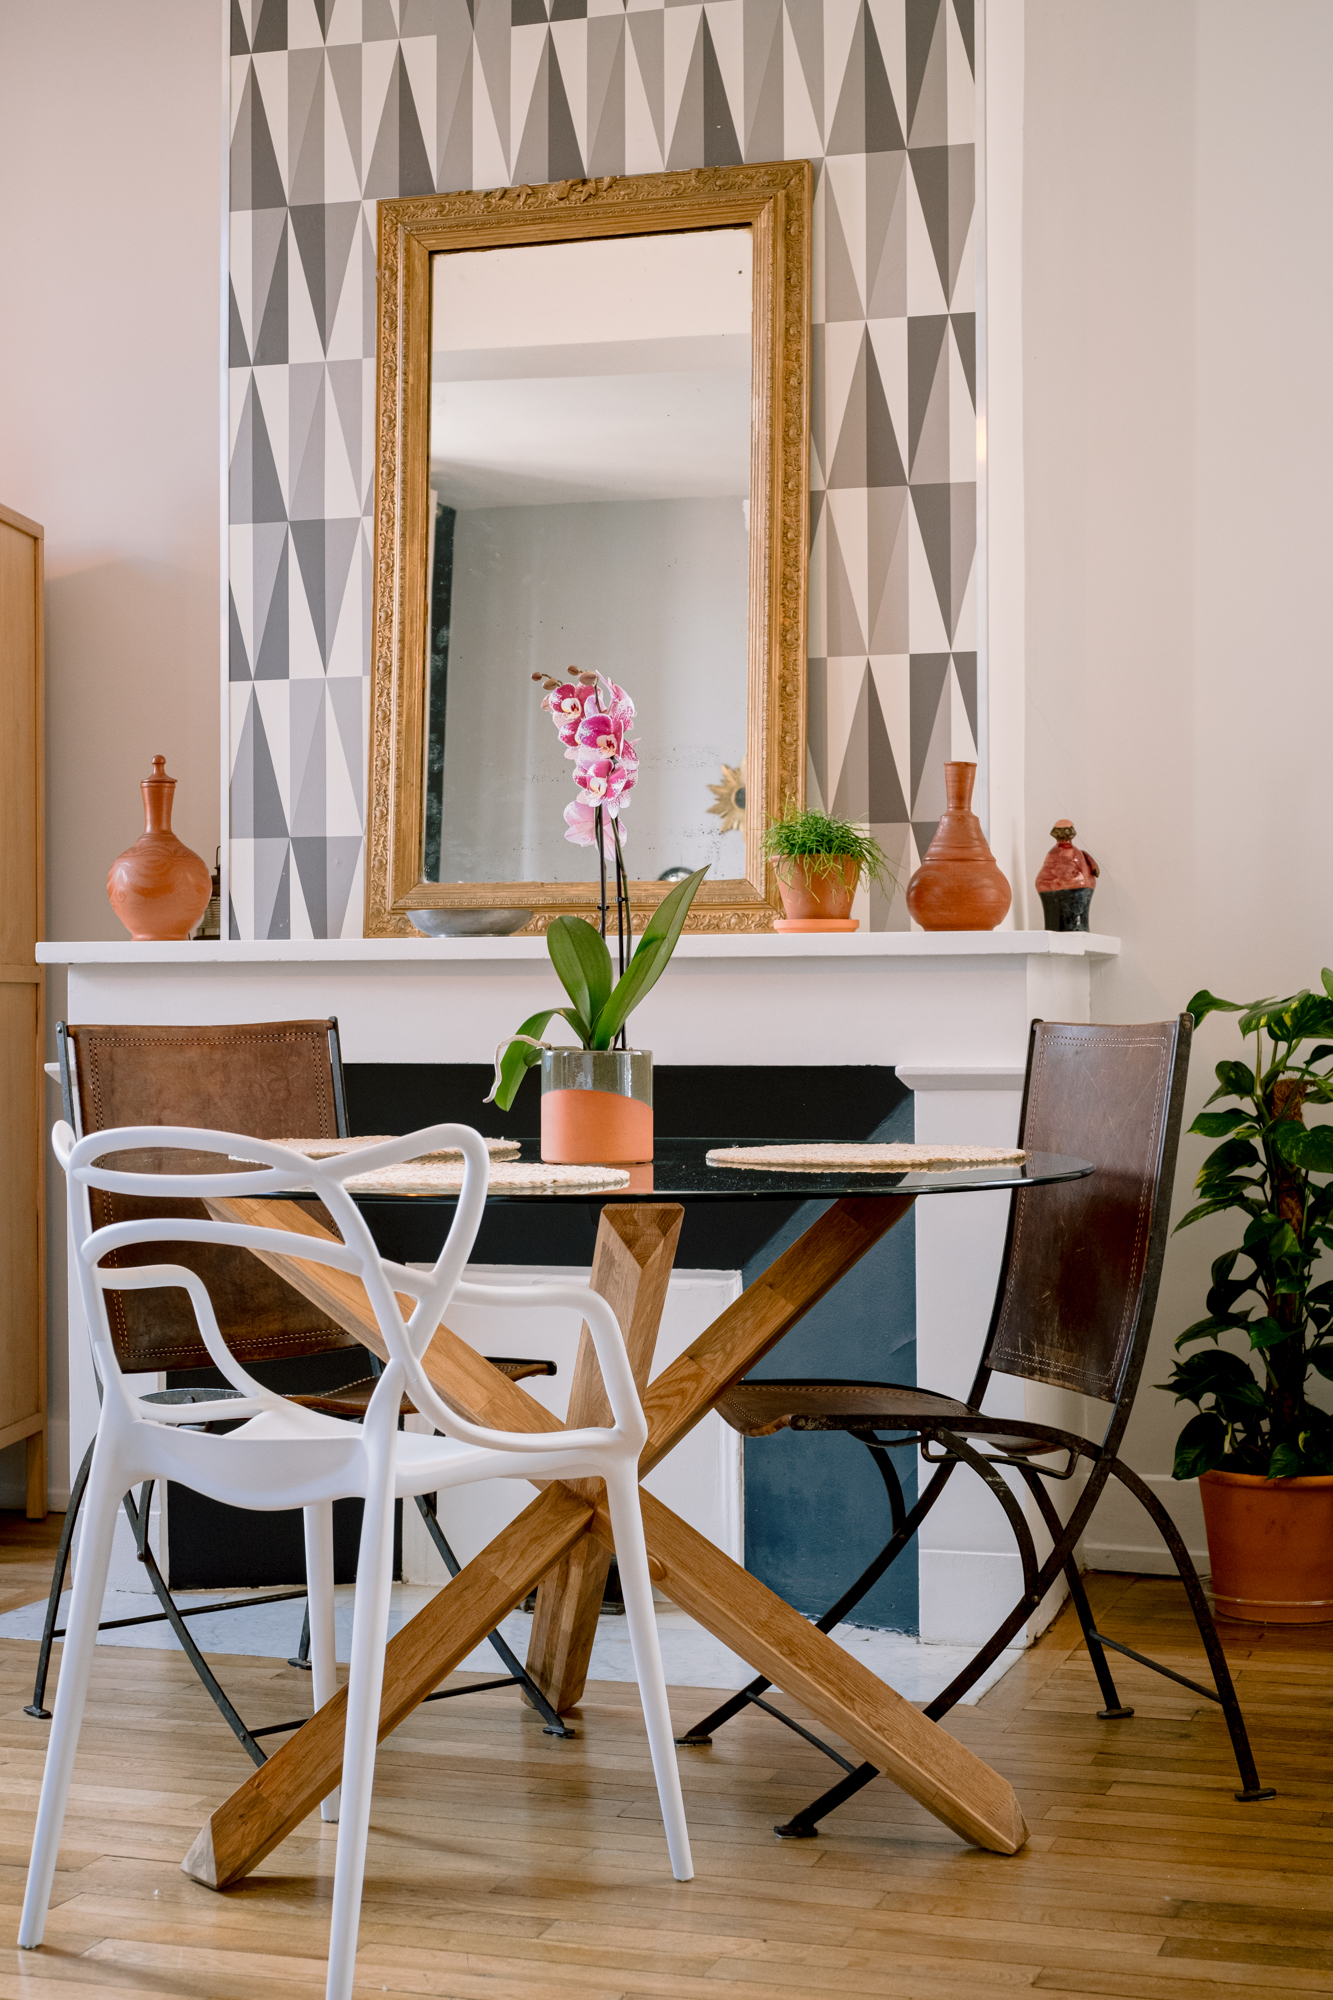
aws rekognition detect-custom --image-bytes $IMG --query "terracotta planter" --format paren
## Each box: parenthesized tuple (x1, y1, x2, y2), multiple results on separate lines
(1200, 1468, 1333, 1624)
(106, 757, 212, 941)
(905, 762, 1011, 931)
(540, 1047, 653, 1165)
(773, 856, 860, 933)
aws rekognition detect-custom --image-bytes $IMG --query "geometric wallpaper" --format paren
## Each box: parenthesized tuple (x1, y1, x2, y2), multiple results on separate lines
(228, 0, 977, 936)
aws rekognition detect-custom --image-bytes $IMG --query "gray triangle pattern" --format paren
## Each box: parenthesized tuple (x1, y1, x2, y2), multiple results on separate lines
(229, 0, 975, 935)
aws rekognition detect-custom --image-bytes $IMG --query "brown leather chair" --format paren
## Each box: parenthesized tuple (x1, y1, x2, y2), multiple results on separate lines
(31, 1018, 567, 1752)
(681, 1017, 1274, 1833)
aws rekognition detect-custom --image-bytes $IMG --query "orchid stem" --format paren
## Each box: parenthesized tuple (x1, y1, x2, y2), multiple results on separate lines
(595, 804, 608, 940)
(611, 816, 630, 1050)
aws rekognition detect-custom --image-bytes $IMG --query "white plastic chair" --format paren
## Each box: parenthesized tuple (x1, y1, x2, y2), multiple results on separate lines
(20, 1121, 692, 2000)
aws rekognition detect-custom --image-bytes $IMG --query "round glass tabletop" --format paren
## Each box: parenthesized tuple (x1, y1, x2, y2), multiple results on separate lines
(344, 1139, 1094, 1204)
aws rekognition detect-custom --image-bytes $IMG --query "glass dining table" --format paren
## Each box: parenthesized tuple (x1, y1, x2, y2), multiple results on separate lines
(183, 1138, 1092, 1893)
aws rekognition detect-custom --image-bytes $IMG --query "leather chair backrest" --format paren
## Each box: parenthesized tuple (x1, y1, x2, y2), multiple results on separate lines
(984, 1017, 1191, 1405)
(63, 1020, 359, 1374)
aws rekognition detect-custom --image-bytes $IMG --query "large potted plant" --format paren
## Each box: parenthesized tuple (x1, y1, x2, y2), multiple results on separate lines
(763, 805, 891, 932)
(486, 670, 705, 1164)
(1161, 974, 1333, 1622)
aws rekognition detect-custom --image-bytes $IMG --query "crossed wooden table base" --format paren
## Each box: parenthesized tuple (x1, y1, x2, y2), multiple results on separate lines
(182, 1192, 1027, 1888)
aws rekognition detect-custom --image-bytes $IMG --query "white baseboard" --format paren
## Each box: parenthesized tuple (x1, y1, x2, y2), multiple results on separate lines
(919, 1547, 1068, 1647)
(1080, 1470, 1208, 1576)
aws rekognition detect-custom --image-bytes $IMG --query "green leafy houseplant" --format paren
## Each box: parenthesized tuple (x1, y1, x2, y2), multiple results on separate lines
(762, 806, 892, 889)
(486, 865, 707, 1112)
(1161, 973, 1333, 1481)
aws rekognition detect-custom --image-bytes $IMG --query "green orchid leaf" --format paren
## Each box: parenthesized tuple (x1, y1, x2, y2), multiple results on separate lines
(1172, 1412, 1227, 1480)
(546, 916, 613, 1030)
(1190, 1110, 1256, 1139)
(1185, 989, 1245, 1025)
(590, 864, 708, 1046)
(487, 1007, 588, 1113)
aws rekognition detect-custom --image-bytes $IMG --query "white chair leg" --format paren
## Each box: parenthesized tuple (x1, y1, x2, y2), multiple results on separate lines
(603, 1463, 693, 1882)
(19, 1445, 123, 1948)
(303, 1502, 340, 1822)
(324, 1469, 397, 2000)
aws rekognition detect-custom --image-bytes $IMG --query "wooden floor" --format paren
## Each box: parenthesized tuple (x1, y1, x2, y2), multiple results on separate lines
(0, 1514, 1324, 1998)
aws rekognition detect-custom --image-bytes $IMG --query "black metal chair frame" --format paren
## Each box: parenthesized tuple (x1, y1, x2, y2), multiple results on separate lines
(28, 1020, 572, 1754)
(679, 1017, 1276, 1833)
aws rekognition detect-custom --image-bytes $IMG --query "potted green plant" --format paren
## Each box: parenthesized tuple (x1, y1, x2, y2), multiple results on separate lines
(763, 805, 892, 932)
(485, 670, 706, 1165)
(1160, 974, 1333, 1623)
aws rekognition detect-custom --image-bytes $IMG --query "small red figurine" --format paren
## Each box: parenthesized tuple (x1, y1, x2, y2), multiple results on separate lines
(1035, 819, 1099, 932)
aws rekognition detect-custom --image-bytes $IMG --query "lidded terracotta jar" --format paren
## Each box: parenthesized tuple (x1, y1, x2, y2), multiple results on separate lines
(904, 762, 1011, 931)
(107, 757, 213, 941)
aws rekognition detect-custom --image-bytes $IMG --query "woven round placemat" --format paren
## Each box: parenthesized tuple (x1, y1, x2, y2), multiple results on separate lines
(277, 1136, 522, 1161)
(339, 1158, 629, 1193)
(705, 1142, 1028, 1173)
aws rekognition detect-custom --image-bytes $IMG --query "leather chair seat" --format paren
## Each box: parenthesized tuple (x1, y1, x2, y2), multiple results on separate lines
(714, 1377, 1050, 1454)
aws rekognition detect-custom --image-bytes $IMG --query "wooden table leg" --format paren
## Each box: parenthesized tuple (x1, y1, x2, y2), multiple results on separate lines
(525, 1204, 682, 1713)
(182, 1485, 595, 1888)
(185, 1193, 1029, 1886)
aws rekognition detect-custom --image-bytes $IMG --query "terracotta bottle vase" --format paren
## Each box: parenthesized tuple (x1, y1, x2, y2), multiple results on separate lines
(905, 761, 1012, 931)
(773, 857, 860, 933)
(107, 757, 213, 941)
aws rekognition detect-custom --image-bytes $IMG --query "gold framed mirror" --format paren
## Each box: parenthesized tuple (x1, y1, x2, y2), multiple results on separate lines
(365, 162, 811, 937)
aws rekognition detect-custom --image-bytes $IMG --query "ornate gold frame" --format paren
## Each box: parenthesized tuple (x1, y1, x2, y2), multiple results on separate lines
(364, 161, 811, 936)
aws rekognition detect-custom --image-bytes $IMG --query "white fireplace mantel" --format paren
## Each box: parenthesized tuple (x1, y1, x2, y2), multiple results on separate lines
(37, 930, 1118, 1073)
(42, 927, 1119, 1645)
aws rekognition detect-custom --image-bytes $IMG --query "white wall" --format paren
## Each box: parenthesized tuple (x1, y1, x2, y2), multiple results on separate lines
(0, 0, 223, 1500)
(1021, 0, 1333, 1561)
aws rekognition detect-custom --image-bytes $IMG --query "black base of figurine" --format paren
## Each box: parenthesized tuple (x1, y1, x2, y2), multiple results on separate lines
(1039, 886, 1095, 932)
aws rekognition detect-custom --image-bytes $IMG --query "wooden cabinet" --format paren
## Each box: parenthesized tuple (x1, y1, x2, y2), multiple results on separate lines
(0, 504, 45, 1516)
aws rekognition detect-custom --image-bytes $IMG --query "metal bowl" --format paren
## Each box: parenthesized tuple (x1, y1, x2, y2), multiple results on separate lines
(406, 907, 533, 938)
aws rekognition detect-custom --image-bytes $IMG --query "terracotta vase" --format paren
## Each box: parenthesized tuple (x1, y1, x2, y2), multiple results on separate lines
(1035, 819, 1100, 933)
(540, 1047, 653, 1165)
(1199, 1469, 1333, 1624)
(773, 856, 860, 933)
(107, 757, 213, 941)
(905, 762, 1011, 931)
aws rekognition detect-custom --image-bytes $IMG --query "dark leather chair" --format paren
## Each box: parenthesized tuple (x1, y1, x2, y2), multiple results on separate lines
(30, 1018, 566, 1754)
(681, 1017, 1274, 1833)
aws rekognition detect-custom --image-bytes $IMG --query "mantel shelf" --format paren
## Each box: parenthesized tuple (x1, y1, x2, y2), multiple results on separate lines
(37, 930, 1119, 968)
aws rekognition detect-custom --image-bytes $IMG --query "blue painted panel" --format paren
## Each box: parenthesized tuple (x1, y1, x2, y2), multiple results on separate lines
(741, 1092, 918, 1632)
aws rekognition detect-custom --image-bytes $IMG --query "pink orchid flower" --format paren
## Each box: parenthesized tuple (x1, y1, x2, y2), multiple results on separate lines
(574, 712, 624, 757)
(563, 798, 625, 851)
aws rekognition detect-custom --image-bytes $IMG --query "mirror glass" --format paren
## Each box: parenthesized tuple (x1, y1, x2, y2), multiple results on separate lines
(423, 228, 752, 888)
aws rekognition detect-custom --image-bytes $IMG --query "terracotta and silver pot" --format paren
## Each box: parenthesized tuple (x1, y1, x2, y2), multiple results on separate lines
(540, 1047, 653, 1165)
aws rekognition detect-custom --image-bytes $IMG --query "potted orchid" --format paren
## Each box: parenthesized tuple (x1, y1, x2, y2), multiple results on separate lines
(486, 670, 706, 1165)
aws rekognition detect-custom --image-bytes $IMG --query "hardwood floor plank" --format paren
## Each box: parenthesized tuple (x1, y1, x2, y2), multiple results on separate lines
(0, 1532, 1326, 1999)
